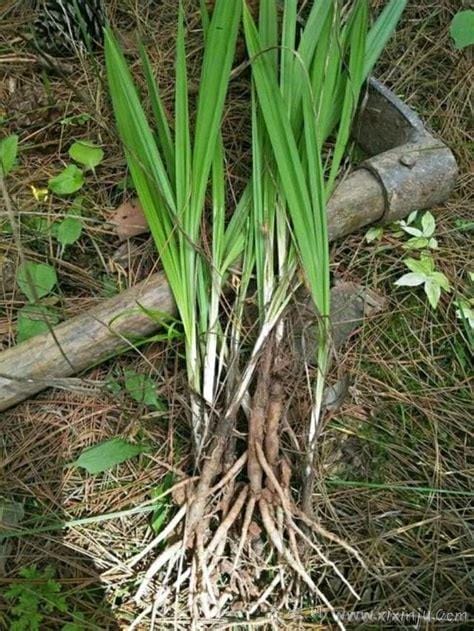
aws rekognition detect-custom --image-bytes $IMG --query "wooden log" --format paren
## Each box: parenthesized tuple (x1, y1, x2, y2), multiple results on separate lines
(0, 273, 174, 411)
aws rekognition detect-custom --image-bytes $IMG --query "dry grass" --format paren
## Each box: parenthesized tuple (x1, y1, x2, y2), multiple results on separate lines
(1, 0, 472, 629)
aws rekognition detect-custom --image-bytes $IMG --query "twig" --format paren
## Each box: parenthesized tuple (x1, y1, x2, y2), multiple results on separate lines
(127, 505, 187, 569)
(231, 495, 256, 572)
(135, 541, 183, 602)
(248, 574, 281, 615)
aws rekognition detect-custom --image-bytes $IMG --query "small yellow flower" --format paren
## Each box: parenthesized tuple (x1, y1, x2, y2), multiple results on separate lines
(30, 185, 49, 203)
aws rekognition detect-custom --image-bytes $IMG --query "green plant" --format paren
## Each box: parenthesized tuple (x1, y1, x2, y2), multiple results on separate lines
(60, 112, 92, 126)
(51, 208, 83, 252)
(368, 209, 460, 313)
(456, 299, 474, 327)
(105, 0, 406, 615)
(450, 9, 474, 50)
(0, 135, 60, 344)
(16, 261, 57, 302)
(395, 254, 450, 309)
(456, 298, 474, 349)
(365, 225, 384, 243)
(399, 210, 438, 250)
(0, 134, 19, 176)
(71, 437, 150, 475)
(16, 304, 60, 344)
(15, 261, 59, 342)
(100, 273, 119, 297)
(242, 0, 405, 508)
(48, 164, 85, 195)
(150, 472, 174, 534)
(68, 140, 104, 170)
(389, 207, 455, 310)
(123, 368, 166, 410)
(48, 139, 104, 195)
(5, 565, 85, 631)
(455, 271, 474, 348)
(105, 0, 242, 452)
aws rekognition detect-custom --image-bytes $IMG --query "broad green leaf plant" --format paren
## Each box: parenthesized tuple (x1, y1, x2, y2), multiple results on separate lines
(48, 164, 85, 195)
(68, 140, 104, 171)
(48, 139, 104, 195)
(15, 261, 59, 342)
(450, 9, 474, 50)
(0, 134, 18, 176)
(395, 255, 450, 309)
(71, 437, 150, 475)
(393, 210, 451, 310)
(399, 210, 438, 250)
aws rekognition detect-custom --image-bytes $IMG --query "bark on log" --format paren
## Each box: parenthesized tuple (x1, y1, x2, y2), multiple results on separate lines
(0, 273, 174, 411)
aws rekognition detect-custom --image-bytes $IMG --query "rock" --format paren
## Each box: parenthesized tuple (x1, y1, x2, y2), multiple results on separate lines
(293, 280, 387, 363)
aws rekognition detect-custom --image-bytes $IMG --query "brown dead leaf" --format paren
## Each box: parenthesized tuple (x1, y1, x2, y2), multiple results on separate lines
(172, 482, 187, 507)
(111, 198, 149, 241)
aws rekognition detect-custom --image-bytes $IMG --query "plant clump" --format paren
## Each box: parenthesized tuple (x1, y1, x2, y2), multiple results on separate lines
(104, 0, 407, 622)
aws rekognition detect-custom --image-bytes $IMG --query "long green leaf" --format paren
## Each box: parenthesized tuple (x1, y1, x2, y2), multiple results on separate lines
(190, 0, 241, 237)
(319, 0, 406, 143)
(302, 88, 329, 317)
(327, 0, 368, 194)
(105, 29, 181, 308)
(175, 4, 191, 220)
(139, 44, 175, 181)
(105, 31, 176, 214)
(308, 1, 334, 126)
(280, 0, 297, 108)
(243, 2, 326, 322)
(221, 185, 252, 272)
(289, 0, 332, 130)
(365, 0, 408, 77)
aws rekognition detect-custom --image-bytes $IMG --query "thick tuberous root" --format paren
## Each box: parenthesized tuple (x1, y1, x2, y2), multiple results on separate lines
(133, 338, 363, 624)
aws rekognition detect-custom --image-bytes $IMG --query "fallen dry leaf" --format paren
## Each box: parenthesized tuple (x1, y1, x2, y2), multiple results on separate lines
(111, 198, 149, 241)
(171, 482, 187, 507)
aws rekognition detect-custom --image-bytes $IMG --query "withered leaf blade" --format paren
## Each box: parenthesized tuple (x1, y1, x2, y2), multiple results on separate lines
(111, 198, 149, 240)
